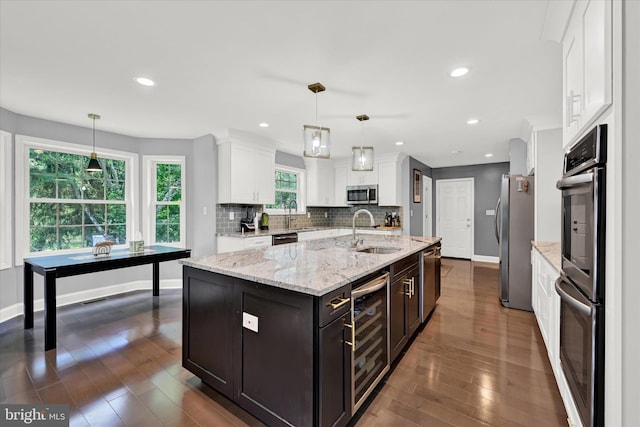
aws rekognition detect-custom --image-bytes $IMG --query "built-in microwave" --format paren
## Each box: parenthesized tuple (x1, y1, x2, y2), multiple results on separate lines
(346, 185, 378, 205)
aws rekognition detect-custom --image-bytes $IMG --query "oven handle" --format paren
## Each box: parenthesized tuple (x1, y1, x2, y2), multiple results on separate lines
(555, 277, 593, 316)
(351, 272, 389, 298)
(556, 172, 594, 189)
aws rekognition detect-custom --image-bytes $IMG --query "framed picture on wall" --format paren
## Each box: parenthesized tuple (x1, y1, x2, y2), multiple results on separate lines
(413, 169, 421, 203)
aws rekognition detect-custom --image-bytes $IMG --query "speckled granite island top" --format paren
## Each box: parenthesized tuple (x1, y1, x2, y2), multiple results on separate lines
(180, 235, 441, 296)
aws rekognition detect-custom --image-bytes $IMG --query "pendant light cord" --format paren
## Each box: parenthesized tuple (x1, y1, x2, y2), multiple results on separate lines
(92, 116, 96, 152)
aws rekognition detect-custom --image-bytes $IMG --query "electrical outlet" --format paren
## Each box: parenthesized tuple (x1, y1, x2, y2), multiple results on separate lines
(307, 212, 311, 219)
(202, 206, 207, 215)
(229, 212, 234, 220)
(324, 212, 328, 218)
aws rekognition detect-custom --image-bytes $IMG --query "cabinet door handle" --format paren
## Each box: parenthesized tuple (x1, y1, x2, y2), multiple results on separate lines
(328, 296, 350, 310)
(410, 278, 415, 296)
(403, 278, 412, 297)
(344, 321, 355, 352)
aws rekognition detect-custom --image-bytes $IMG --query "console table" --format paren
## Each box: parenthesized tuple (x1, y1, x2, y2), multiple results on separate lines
(23, 245, 191, 350)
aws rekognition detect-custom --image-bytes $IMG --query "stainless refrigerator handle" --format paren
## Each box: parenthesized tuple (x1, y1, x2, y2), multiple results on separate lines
(494, 198, 501, 243)
(555, 277, 593, 316)
(556, 172, 594, 189)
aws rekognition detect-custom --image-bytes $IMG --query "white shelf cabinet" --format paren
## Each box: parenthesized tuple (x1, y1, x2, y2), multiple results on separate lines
(347, 168, 378, 186)
(562, 0, 612, 149)
(218, 139, 275, 205)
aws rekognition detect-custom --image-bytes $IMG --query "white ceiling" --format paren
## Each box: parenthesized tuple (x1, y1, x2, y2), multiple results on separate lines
(0, 0, 561, 168)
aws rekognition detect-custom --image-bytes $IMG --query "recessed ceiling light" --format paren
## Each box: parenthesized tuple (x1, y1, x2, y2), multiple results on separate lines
(135, 77, 156, 87)
(467, 118, 479, 125)
(451, 150, 461, 154)
(259, 122, 269, 128)
(450, 67, 469, 78)
(395, 141, 404, 146)
(485, 153, 494, 158)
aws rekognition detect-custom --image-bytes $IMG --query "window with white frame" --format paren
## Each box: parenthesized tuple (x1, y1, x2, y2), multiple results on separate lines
(0, 130, 12, 270)
(142, 156, 186, 247)
(265, 166, 306, 214)
(15, 135, 137, 261)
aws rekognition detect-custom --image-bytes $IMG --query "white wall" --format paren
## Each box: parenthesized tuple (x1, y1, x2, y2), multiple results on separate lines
(534, 128, 563, 242)
(622, 0, 640, 423)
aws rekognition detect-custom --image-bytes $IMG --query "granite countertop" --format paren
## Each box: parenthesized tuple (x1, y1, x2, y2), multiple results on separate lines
(218, 226, 403, 238)
(532, 241, 561, 272)
(181, 235, 441, 296)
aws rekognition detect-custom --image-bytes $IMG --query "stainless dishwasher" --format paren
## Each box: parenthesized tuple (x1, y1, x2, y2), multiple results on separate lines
(347, 271, 390, 412)
(421, 243, 441, 323)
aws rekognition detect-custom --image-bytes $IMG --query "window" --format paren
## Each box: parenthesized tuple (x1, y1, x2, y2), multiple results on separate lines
(142, 156, 185, 247)
(15, 135, 137, 262)
(0, 131, 12, 270)
(265, 166, 306, 214)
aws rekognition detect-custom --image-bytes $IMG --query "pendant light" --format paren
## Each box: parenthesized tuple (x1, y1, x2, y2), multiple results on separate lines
(352, 114, 374, 171)
(86, 113, 102, 172)
(303, 82, 330, 159)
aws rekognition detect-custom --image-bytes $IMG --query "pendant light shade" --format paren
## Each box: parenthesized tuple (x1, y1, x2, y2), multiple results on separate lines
(86, 113, 102, 172)
(352, 115, 374, 171)
(303, 83, 330, 159)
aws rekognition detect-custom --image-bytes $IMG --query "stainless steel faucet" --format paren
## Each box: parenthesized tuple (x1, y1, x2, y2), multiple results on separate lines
(288, 200, 298, 229)
(352, 208, 375, 246)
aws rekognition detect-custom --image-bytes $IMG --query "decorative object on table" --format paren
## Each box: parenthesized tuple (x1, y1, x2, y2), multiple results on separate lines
(413, 168, 421, 203)
(129, 231, 144, 253)
(303, 82, 331, 159)
(352, 114, 374, 171)
(86, 113, 102, 172)
(93, 240, 113, 256)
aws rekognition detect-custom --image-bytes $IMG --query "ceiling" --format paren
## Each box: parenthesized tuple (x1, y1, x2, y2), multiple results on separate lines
(0, 0, 561, 168)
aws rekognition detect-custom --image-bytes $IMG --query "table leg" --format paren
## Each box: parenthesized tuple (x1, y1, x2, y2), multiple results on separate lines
(153, 262, 160, 296)
(44, 269, 57, 351)
(23, 262, 34, 329)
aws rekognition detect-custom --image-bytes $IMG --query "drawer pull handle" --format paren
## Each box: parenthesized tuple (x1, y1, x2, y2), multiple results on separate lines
(328, 297, 350, 310)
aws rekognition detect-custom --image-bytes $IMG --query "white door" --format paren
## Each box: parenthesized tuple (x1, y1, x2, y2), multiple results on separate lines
(436, 178, 473, 259)
(423, 175, 432, 237)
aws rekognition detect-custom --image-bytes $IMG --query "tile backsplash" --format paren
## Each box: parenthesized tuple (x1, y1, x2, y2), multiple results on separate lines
(216, 204, 402, 234)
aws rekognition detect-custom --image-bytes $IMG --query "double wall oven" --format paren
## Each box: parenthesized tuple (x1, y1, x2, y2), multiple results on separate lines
(556, 124, 606, 427)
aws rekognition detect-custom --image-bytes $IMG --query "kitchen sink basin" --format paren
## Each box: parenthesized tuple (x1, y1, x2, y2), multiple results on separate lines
(357, 246, 402, 254)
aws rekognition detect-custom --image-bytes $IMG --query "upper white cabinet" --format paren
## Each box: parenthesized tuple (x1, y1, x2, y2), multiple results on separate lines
(377, 152, 404, 206)
(562, 0, 612, 148)
(217, 130, 276, 205)
(306, 158, 335, 207)
(333, 165, 349, 207)
(347, 169, 378, 186)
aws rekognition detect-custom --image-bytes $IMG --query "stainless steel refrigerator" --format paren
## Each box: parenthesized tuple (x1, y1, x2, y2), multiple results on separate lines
(495, 174, 534, 311)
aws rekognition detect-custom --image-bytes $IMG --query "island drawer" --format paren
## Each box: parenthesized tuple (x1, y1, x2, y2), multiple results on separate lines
(390, 252, 420, 280)
(318, 284, 351, 327)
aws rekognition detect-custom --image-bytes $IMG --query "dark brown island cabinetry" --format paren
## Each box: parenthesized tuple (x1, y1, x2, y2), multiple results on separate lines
(182, 266, 352, 427)
(389, 253, 421, 362)
(181, 242, 440, 427)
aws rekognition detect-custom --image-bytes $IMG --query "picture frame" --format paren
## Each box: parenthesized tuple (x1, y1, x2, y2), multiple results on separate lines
(413, 169, 421, 203)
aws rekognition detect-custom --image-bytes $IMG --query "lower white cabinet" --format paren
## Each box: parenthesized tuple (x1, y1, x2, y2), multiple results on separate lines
(217, 235, 271, 254)
(531, 248, 582, 427)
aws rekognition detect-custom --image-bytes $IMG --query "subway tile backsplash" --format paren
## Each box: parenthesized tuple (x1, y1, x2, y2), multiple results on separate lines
(216, 204, 403, 233)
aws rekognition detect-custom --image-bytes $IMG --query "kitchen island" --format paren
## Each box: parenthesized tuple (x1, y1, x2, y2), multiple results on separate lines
(180, 235, 441, 427)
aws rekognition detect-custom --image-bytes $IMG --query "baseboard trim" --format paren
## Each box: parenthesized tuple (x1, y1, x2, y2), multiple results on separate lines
(472, 255, 499, 263)
(0, 279, 182, 324)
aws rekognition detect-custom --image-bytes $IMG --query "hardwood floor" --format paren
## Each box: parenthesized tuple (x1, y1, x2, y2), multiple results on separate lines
(0, 259, 567, 426)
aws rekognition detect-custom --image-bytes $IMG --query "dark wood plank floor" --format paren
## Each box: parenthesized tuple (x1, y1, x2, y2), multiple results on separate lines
(0, 259, 567, 426)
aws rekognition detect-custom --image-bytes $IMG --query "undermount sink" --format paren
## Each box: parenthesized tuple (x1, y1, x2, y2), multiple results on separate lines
(357, 246, 402, 254)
